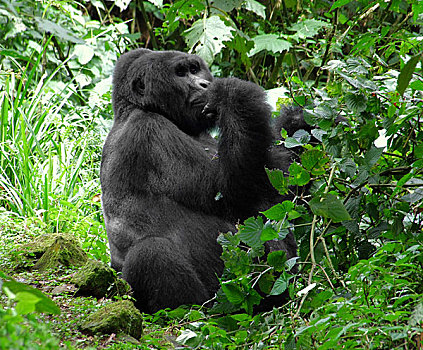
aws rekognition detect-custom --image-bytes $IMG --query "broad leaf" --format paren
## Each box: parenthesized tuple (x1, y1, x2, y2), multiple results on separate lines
(309, 194, 352, 222)
(221, 283, 244, 305)
(262, 201, 295, 221)
(74, 44, 94, 65)
(176, 329, 200, 347)
(3, 280, 61, 314)
(285, 257, 299, 271)
(239, 217, 263, 248)
(211, 0, 243, 12)
(217, 232, 240, 248)
(269, 274, 292, 295)
(346, 57, 371, 74)
(288, 163, 310, 186)
(410, 80, 423, 90)
(261, 222, 279, 241)
(184, 15, 235, 64)
(115, 0, 131, 11)
(397, 53, 422, 96)
(249, 34, 292, 56)
(266, 168, 289, 195)
(330, 0, 354, 11)
(345, 93, 367, 113)
(36, 18, 84, 44)
(301, 149, 329, 175)
(363, 146, 384, 169)
(267, 250, 287, 271)
(284, 136, 302, 148)
(242, 289, 261, 314)
(289, 19, 329, 39)
(15, 292, 40, 314)
(243, 0, 266, 18)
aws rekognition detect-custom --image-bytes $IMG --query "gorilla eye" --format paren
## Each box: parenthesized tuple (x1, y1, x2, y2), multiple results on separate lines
(175, 66, 187, 77)
(189, 64, 199, 74)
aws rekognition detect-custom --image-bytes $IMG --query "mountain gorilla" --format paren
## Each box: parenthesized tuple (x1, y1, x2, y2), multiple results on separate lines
(100, 49, 302, 313)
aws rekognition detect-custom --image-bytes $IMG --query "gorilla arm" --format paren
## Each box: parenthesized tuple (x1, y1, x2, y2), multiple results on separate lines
(208, 78, 275, 219)
(147, 77, 274, 220)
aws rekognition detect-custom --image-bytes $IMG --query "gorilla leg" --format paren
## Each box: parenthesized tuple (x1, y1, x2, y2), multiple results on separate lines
(122, 237, 211, 313)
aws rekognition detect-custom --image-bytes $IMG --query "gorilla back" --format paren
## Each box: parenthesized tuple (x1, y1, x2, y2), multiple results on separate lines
(100, 49, 298, 313)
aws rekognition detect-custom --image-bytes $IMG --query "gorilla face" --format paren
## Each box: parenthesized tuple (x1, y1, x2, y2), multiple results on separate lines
(112, 49, 214, 135)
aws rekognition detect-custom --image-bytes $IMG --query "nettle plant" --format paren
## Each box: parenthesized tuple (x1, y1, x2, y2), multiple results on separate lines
(212, 52, 423, 314)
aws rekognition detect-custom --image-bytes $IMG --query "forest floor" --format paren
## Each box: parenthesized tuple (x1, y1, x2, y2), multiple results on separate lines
(0, 220, 175, 349)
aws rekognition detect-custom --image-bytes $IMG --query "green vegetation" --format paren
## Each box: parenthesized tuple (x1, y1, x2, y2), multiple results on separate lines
(1, 0, 423, 348)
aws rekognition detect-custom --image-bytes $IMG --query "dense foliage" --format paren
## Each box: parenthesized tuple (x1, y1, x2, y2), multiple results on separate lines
(0, 0, 422, 348)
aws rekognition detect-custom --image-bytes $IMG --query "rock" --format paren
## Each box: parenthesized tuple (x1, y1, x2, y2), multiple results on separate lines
(71, 259, 131, 298)
(50, 284, 78, 295)
(24, 233, 88, 271)
(79, 300, 143, 339)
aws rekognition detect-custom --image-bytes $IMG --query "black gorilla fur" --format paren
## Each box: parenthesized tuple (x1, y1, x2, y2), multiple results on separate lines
(101, 49, 303, 313)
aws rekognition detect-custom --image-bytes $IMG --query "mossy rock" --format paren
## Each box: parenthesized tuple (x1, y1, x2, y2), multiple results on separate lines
(22, 233, 88, 271)
(71, 259, 131, 298)
(79, 300, 143, 339)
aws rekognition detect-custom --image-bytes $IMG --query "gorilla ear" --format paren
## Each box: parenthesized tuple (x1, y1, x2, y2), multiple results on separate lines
(131, 78, 145, 97)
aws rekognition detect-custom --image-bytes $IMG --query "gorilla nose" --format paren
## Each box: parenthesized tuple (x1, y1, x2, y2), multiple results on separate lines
(197, 78, 211, 90)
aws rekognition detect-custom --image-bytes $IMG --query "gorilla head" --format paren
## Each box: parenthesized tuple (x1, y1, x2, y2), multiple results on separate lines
(112, 49, 214, 135)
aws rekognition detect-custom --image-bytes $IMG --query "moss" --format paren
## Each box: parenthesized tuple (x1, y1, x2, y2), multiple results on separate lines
(21, 233, 82, 256)
(29, 233, 87, 271)
(71, 259, 131, 298)
(79, 300, 143, 339)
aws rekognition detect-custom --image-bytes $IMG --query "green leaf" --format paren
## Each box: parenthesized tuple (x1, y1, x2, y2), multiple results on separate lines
(239, 217, 263, 248)
(242, 288, 261, 314)
(73, 44, 94, 65)
(301, 149, 329, 175)
(285, 129, 311, 148)
(409, 302, 423, 327)
(289, 19, 329, 39)
(217, 232, 240, 248)
(266, 168, 289, 195)
(288, 162, 310, 186)
(258, 273, 275, 294)
(267, 250, 287, 271)
(262, 201, 294, 221)
(184, 15, 235, 64)
(397, 53, 422, 96)
(413, 1, 423, 22)
(3, 280, 61, 314)
(345, 93, 367, 113)
(261, 222, 279, 241)
(243, 0, 266, 18)
(363, 146, 384, 169)
(330, 0, 354, 11)
(284, 136, 302, 148)
(410, 80, 423, 91)
(35, 18, 84, 44)
(346, 57, 371, 74)
(15, 292, 40, 314)
(249, 34, 292, 56)
(211, 0, 243, 12)
(221, 282, 244, 305)
(176, 329, 200, 347)
(188, 310, 204, 321)
(402, 188, 423, 204)
(285, 257, 299, 271)
(269, 274, 292, 295)
(309, 194, 352, 222)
